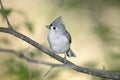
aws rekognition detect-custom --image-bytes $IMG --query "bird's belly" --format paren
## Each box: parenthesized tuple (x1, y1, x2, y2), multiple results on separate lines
(49, 35, 70, 53)
(52, 41, 69, 53)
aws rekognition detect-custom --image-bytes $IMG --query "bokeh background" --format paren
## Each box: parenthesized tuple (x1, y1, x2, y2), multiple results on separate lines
(0, 0, 120, 80)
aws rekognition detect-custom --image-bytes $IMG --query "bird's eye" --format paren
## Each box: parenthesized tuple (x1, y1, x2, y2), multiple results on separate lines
(53, 27, 56, 29)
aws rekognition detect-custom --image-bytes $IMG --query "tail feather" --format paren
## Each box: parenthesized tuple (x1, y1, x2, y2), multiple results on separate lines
(66, 48, 76, 57)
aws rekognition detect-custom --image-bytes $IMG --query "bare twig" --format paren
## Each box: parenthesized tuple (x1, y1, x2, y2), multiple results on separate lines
(40, 66, 54, 80)
(43, 66, 54, 77)
(0, 48, 64, 67)
(0, 0, 12, 28)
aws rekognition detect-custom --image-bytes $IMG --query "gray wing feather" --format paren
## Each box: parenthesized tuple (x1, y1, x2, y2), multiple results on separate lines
(64, 31, 72, 44)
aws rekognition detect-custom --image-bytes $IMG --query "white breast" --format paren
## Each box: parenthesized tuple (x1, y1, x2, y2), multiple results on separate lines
(48, 31, 70, 53)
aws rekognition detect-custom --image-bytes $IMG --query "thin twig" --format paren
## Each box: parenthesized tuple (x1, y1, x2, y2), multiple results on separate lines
(0, 48, 64, 67)
(40, 66, 54, 80)
(43, 66, 54, 78)
(0, 0, 12, 28)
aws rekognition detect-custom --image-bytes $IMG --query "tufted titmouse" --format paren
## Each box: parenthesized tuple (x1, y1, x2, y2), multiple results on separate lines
(46, 16, 76, 59)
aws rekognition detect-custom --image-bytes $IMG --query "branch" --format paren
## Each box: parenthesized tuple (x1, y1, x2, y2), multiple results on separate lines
(0, 0, 12, 28)
(0, 48, 64, 67)
(0, 0, 120, 79)
(0, 28, 120, 79)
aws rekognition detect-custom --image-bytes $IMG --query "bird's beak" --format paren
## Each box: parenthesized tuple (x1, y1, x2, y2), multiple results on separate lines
(46, 25, 50, 29)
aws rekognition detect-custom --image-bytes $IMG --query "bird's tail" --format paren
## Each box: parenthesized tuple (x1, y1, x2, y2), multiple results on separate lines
(66, 48, 76, 57)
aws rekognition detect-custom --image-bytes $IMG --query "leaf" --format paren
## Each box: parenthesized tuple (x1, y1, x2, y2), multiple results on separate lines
(4, 58, 41, 80)
(0, 8, 12, 20)
(95, 24, 110, 36)
(94, 24, 112, 43)
(17, 63, 29, 80)
(25, 21, 34, 33)
(63, 0, 82, 10)
(28, 51, 36, 58)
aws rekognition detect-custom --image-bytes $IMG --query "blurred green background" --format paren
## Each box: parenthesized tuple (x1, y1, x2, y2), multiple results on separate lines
(0, 0, 120, 80)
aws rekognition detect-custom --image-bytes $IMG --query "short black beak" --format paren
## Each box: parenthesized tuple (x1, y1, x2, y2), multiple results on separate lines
(46, 25, 50, 29)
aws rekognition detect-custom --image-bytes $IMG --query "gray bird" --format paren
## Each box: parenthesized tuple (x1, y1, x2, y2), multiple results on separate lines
(46, 16, 76, 59)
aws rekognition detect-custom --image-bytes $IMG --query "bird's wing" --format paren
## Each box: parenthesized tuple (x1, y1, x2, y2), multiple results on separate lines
(64, 31, 72, 44)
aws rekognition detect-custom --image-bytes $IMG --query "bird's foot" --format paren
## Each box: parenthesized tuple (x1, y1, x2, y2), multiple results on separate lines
(64, 53, 67, 64)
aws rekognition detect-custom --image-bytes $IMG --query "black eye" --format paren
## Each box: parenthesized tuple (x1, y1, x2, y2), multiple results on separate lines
(53, 27, 56, 29)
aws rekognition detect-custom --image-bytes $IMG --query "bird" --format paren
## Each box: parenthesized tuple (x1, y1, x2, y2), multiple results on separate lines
(46, 16, 76, 62)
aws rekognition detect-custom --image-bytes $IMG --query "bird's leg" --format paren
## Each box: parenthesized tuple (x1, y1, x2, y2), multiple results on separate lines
(64, 53, 67, 64)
